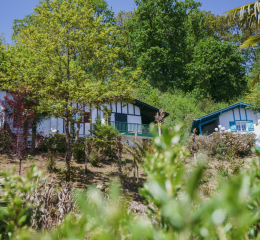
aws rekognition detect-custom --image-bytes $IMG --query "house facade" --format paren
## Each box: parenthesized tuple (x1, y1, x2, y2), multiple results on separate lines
(191, 102, 260, 137)
(0, 90, 169, 145)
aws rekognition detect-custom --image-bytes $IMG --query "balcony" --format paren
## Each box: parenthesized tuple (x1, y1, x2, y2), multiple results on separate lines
(110, 121, 153, 137)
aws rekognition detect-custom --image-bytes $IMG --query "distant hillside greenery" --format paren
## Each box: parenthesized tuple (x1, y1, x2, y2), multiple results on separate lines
(134, 85, 243, 139)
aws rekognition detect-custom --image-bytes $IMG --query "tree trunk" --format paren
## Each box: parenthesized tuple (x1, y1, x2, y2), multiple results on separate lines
(137, 165, 139, 183)
(85, 138, 89, 173)
(158, 124, 162, 137)
(192, 129, 197, 166)
(71, 120, 81, 162)
(31, 125, 36, 153)
(64, 117, 70, 182)
(133, 162, 136, 185)
(19, 158, 22, 175)
(118, 147, 122, 176)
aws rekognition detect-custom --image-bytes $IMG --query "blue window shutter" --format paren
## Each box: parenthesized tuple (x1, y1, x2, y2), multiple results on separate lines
(247, 120, 254, 131)
(229, 121, 236, 132)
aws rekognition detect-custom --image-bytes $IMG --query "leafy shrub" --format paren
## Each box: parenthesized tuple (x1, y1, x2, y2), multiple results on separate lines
(90, 119, 119, 161)
(38, 133, 66, 152)
(0, 166, 42, 238)
(186, 132, 256, 158)
(0, 126, 13, 152)
(73, 138, 85, 162)
(89, 148, 102, 167)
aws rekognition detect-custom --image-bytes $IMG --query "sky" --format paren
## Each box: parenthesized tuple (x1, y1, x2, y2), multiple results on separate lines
(0, 0, 252, 43)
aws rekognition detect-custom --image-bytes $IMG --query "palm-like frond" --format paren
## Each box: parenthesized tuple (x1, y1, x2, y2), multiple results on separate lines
(124, 140, 153, 164)
(124, 146, 139, 161)
(251, 70, 260, 86)
(239, 33, 260, 49)
(224, 2, 260, 27)
(224, 2, 260, 86)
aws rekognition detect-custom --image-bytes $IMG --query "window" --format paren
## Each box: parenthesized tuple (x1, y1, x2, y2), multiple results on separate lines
(73, 112, 91, 123)
(115, 113, 127, 122)
(236, 121, 247, 132)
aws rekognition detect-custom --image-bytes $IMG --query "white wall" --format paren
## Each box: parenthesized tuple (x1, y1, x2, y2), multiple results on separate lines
(127, 115, 141, 124)
(117, 102, 121, 113)
(122, 104, 127, 114)
(135, 106, 140, 115)
(219, 110, 234, 131)
(128, 104, 134, 114)
(219, 107, 260, 138)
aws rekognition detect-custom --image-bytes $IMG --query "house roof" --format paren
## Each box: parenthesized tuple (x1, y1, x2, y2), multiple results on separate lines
(134, 99, 170, 124)
(190, 102, 250, 132)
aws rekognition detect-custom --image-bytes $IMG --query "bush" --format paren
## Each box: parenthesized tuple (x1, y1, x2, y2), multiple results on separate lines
(0, 126, 13, 152)
(186, 132, 256, 158)
(73, 138, 85, 162)
(38, 133, 66, 152)
(90, 119, 119, 161)
(89, 148, 102, 167)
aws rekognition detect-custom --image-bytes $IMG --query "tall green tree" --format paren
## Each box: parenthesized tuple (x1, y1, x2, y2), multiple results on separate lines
(125, 0, 201, 91)
(186, 37, 247, 102)
(0, 0, 138, 181)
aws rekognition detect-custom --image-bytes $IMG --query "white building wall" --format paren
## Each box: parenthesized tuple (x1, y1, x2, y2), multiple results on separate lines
(218, 107, 260, 138)
(127, 115, 141, 124)
(122, 104, 127, 114)
(128, 104, 134, 114)
(117, 102, 121, 113)
(219, 110, 233, 131)
(135, 106, 140, 115)
(233, 108, 240, 120)
(241, 108, 246, 119)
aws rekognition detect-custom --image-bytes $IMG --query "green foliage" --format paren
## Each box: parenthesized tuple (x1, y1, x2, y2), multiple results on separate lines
(73, 138, 86, 162)
(39, 133, 66, 152)
(0, 124, 13, 153)
(134, 87, 231, 139)
(89, 148, 103, 167)
(90, 119, 119, 161)
(125, 140, 153, 166)
(186, 37, 248, 101)
(0, 166, 42, 239)
(126, 0, 201, 90)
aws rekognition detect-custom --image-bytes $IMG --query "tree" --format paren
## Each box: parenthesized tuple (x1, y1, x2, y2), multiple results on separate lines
(1, 0, 138, 182)
(124, 0, 201, 91)
(186, 37, 247, 102)
(224, 1, 260, 85)
(0, 87, 38, 175)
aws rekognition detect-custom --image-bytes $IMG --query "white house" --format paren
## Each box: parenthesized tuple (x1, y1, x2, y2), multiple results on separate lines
(191, 102, 260, 138)
(0, 90, 169, 145)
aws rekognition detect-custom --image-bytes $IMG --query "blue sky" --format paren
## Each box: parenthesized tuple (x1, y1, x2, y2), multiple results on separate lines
(0, 0, 251, 43)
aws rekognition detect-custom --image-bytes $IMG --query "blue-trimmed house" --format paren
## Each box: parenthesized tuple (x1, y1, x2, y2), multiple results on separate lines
(191, 102, 260, 136)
